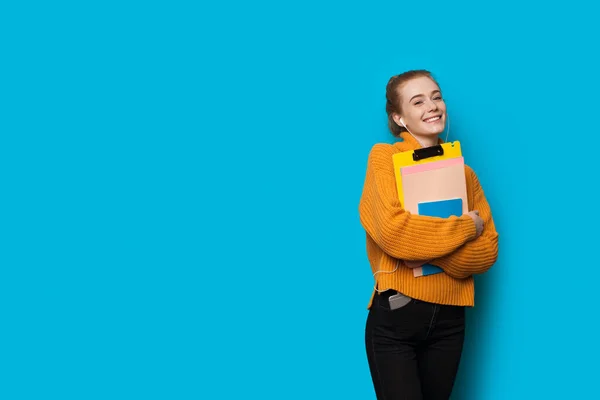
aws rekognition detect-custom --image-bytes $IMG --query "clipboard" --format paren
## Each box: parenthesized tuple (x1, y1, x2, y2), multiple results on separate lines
(392, 141, 468, 277)
(392, 141, 465, 210)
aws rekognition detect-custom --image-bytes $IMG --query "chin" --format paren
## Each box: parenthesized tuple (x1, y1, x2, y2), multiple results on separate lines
(421, 124, 445, 136)
(419, 128, 443, 136)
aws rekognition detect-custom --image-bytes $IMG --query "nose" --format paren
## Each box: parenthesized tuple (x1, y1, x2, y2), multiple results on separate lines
(425, 98, 439, 112)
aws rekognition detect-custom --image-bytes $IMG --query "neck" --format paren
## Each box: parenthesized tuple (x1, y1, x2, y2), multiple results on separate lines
(409, 133, 439, 148)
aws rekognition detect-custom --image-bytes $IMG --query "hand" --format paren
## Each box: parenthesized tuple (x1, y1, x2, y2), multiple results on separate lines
(466, 210, 484, 238)
(404, 259, 433, 269)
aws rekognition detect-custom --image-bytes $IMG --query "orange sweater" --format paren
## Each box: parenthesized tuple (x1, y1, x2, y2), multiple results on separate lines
(358, 132, 499, 308)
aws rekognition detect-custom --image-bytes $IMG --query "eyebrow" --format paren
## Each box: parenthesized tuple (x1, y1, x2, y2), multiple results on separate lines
(410, 90, 442, 102)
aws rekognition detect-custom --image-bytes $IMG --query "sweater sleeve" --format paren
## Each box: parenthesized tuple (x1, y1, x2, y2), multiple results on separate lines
(358, 144, 478, 261)
(431, 168, 499, 279)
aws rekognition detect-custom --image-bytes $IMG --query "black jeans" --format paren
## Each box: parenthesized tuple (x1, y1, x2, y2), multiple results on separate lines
(365, 290, 466, 400)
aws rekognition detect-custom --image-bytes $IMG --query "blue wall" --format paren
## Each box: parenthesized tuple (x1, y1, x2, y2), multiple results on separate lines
(3, 1, 599, 398)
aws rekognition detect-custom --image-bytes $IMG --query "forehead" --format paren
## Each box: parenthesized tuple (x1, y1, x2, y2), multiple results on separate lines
(398, 76, 440, 99)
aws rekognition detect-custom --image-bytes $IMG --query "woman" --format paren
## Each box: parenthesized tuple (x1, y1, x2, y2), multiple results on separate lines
(358, 70, 499, 400)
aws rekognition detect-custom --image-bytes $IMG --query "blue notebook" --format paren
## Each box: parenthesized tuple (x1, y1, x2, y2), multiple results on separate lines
(416, 198, 463, 277)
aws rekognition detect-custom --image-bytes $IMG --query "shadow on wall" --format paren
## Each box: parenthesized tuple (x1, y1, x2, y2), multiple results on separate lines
(450, 273, 495, 400)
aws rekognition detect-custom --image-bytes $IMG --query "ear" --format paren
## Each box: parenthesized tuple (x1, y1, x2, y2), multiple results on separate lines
(392, 113, 404, 127)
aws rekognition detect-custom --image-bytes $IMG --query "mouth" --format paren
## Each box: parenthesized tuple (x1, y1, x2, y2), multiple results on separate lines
(423, 115, 442, 123)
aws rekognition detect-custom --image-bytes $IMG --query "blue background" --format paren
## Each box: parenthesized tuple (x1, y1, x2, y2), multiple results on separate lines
(2, 1, 599, 399)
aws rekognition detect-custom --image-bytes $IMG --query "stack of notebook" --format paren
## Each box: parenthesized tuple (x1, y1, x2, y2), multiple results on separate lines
(392, 142, 468, 277)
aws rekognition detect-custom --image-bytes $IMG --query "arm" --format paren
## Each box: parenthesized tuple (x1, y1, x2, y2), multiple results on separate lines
(358, 144, 478, 261)
(430, 169, 499, 279)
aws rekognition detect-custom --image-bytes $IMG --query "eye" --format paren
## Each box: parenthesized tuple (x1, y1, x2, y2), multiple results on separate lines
(414, 100, 423, 105)
(433, 96, 443, 101)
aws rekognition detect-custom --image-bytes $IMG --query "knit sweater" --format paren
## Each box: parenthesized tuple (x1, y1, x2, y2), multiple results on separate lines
(358, 132, 499, 308)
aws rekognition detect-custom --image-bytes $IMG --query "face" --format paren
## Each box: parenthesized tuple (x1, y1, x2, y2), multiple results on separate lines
(393, 76, 447, 138)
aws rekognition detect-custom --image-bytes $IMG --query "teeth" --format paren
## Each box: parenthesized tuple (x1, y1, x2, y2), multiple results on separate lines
(425, 117, 440, 122)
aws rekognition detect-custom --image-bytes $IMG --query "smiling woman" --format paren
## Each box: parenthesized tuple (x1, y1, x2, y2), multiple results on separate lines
(358, 70, 499, 400)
